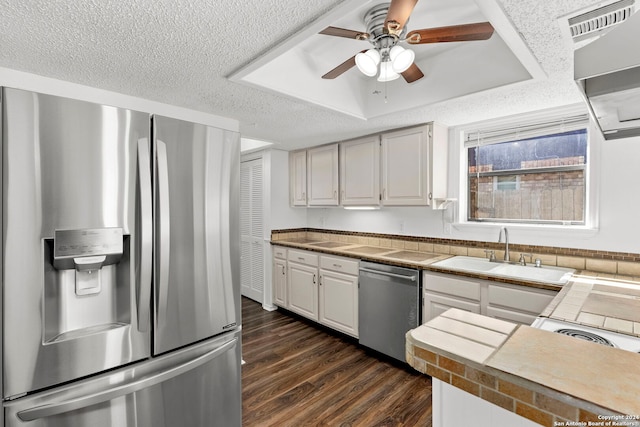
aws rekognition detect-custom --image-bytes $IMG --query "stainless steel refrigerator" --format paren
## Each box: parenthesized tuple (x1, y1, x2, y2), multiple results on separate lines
(0, 88, 241, 426)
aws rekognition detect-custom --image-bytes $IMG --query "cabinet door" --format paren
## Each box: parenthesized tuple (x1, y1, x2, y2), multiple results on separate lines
(287, 262, 319, 321)
(240, 158, 264, 303)
(273, 258, 287, 307)
(307, 144, 339, 206)
(423, 293, 481, 324)
(289, 150, 307, 206)
(340, 136, 380, 206)
(434, 379, 541, 427)
(319, 270, 358, 337)
(486, 283, 557, 325)
(381, 125, 430, 206)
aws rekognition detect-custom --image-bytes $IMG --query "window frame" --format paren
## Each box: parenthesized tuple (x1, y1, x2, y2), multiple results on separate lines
(453, 105, 600, 235)
(466, 129, 588, 225)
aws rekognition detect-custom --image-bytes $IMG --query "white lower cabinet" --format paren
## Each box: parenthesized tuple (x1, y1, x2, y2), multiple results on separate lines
(423, 271, 557, 324)
(433, 379, 541, 427)
(272, 248, 359, 336)
(486, 282, 556, 325)
(319, 255, 359, 337)
(287, 249, 319, 321)
(272, 247, 287, 308)
(423, 272, 482, 322)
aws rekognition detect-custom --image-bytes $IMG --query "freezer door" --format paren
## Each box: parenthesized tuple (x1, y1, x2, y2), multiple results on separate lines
(1, 88, 152, 398)
(152, 115, 240, 355)
(3, 331, 241, 427)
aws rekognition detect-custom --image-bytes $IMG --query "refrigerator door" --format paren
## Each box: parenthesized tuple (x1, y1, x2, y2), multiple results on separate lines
(152, 115, 240, 355)
(3, 331, 241, 427)
(1, 88, 152, 398)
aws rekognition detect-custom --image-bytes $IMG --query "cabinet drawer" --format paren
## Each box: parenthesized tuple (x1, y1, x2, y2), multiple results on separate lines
(486, 306, 537, 326)
(288, 249, 319, 267)
(423, 272, 481, 301)
(487, 284, 556, 314)
(320, 255, 359, 276)
(423, 293, 481, 324)
(273, 246, 287, 259)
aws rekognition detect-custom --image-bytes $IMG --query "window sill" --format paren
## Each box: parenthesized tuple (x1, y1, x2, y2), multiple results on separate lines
(452, 222, 599, 239)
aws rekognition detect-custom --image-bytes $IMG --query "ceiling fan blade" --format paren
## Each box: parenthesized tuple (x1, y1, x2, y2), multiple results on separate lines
(319, 26, 369, 40)
(406, 22, 495, 44)
(322, 52, 363, 79)
(401, 63, 424, 83)
(385, 0, 419, 33)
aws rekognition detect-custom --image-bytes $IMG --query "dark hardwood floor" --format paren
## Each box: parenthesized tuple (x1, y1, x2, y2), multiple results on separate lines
(241, 297, 433, 427)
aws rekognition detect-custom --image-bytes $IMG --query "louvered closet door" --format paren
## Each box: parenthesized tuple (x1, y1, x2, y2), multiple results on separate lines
(240, 159, 264, 302)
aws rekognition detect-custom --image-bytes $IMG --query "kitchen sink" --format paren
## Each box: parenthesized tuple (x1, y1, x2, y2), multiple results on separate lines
(431, 256, 575, 285)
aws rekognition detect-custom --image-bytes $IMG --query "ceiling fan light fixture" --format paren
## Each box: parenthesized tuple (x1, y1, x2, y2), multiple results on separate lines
(389, 45, 415, 73)
(377, 61, 400, 82)
(355, 49, 381, 77)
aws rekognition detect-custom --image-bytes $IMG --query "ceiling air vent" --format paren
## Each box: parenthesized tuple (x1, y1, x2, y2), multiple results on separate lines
(568, 0, 635, 42)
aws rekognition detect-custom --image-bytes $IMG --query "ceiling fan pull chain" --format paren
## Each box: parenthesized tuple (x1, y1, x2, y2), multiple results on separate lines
(384, 79, 389, 104)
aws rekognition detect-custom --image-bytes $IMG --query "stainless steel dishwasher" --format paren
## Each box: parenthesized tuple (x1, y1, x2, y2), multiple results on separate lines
(358, 261, 421, 362)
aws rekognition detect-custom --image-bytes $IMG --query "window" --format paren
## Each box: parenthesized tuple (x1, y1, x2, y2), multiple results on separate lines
(465, 114, 589, 225)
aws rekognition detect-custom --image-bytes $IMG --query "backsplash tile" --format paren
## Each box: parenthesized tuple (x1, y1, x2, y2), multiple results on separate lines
(557, 256, 586, 270)
(271, 228, 640, 275)
(585, 258, 617, 274)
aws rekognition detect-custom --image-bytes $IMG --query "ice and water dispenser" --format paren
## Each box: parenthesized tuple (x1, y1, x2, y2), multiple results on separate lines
(44, 228, 130, 342)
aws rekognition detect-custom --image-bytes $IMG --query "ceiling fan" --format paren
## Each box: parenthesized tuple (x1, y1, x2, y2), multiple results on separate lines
(319, 0, 495, 83)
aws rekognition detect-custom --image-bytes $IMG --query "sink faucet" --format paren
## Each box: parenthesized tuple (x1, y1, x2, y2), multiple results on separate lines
(498, 227, 510, 262)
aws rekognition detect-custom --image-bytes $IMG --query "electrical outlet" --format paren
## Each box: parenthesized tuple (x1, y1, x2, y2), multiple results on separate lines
(399, 220, 405, 233)
(443, 223, 452, 235)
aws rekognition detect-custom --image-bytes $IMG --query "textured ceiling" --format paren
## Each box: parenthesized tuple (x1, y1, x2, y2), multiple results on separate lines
(0, 0, 602, 150)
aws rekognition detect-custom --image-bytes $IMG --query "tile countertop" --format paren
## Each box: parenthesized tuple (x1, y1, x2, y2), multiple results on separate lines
(541, 274, 640, 337)
(407, 308, 640, 424)
(271, 238, 567, 291)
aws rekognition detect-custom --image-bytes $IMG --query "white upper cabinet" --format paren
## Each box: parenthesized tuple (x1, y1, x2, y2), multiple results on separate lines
(307, 144, 339, 206)
(289, 149, 307, 206)
(380, 123, 448, 206)
(339, 135, 380, 206)
(289, 122, 448, 208)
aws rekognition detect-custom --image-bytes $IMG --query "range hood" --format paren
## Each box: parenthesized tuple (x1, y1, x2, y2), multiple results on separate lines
(575, 5, 640, 140)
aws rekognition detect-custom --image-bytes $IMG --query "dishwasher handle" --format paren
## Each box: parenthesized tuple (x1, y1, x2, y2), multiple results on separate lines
(359, 267, 417, 282)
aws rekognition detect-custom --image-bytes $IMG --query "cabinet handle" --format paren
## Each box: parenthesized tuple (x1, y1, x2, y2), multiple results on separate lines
(313, 274, 316, 284)
(334, 190, 337, 199)
(319, 275, 322, 285)
(281, 265, 285, 275)
(333, 263, 342, 268)
(298, 257, 305, 261)
(383, 188, 386, 199)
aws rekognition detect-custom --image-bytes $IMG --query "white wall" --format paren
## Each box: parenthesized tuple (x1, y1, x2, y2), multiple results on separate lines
(304, 123, 640, 254)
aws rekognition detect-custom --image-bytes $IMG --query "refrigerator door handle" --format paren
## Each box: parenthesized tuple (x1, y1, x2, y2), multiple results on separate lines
(17, 337, 238, 421)
(136, 138, 153, 332)
(155, 139, 171, 324)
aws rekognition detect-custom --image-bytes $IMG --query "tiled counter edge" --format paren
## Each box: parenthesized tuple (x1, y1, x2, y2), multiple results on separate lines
(406, 327, 624, 426)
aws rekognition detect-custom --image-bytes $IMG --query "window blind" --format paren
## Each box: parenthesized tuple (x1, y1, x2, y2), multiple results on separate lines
(464, 113, 589, 147)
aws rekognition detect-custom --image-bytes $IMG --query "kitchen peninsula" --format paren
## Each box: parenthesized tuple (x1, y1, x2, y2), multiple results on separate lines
(272, 228, 640, 426)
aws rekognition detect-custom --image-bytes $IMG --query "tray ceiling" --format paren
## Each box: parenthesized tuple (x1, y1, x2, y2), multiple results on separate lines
(231, 0, 541, 120)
